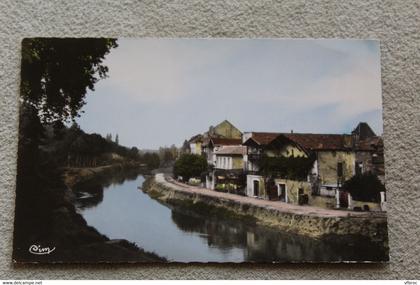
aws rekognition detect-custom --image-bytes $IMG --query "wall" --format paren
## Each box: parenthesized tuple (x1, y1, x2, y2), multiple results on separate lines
(274, 178, 312, 205)
(246, 175, 265, 198)
(146, 176, 388, 240)
(265, 144, 307, 158)
(1, 0, 419, 279)
(317, 151, 356, 185)
(309, 196, 336, 209)
(355, 151, 374, 174)
(232, 156, 244, 169)
(351, 200, 382, 212)
(190, 142, 202, 155)
(215, 155, 243, 169)
(212, 121, 242, 139)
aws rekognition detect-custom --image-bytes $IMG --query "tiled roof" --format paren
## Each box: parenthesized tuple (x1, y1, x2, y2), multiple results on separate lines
(355, 136, 383, 151)
(188, 134, 203, 143)
(352, 122, 376, 140)
(244, 132, 280, 145)
(214, 145, 247, 155)
(209, 137, 242, 146)
(282, 133, 353, 151)
(245, 132, 360, 151)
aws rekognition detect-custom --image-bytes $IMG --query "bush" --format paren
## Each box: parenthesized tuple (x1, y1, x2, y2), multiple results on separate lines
(173, 154, 208, 182)
(259, 154, 315, 181)
(215, 183, 237, 192)
(342, 173, 385, 202)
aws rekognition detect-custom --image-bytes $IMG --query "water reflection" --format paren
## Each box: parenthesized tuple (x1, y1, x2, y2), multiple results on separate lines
(74, 169, 140, 210)
(170, 207, 386, 262)
(76, 173, 388, 262)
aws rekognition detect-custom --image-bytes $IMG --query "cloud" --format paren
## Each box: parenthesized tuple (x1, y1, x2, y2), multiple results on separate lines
(78, 39, 383, 149)
(99, 38, 238, 104)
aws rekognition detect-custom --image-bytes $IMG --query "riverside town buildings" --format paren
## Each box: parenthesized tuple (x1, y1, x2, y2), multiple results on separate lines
(184, 120, 386, 211)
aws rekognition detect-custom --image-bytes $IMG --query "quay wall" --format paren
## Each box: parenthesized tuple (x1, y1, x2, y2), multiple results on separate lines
(143, 174, 388, 241)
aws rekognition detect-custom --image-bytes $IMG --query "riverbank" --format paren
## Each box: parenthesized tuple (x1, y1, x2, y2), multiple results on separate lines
(62, 161, 147, 188)
(143, 174, 388, 244)
(62, 163, 166, 262)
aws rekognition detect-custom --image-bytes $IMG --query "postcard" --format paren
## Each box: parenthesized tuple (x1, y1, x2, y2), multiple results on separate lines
(13, 38, 388, 263)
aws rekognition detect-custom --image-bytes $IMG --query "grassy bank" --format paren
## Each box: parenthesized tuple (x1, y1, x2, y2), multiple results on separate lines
(63, 161, 148, 188)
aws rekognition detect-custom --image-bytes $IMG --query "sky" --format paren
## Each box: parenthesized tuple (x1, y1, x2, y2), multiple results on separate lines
(76, 38, 383, 150)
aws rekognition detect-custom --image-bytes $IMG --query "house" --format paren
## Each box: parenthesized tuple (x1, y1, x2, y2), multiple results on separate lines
(282, 133, 354, 198)
(206, 145, 247, 190)
(188, 120, 242, 157)
(203, 137, 243, 166)
(242, 122, 384, 206)
(351, 122, 384, 182)
(204, 120, 242, 140)
(242, 132, 312, 204)
(188, 134, 203, 155)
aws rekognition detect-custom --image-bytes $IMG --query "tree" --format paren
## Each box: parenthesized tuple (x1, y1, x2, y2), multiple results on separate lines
(259, 154, 315, 181)
(173, 154, 208, 182)
(20, 38, 118, 124)
(115, 134, 119, 145)
(14, 38, 119, 260)
(142, 152, 160, 169)
(128, 147, 140, 160)
(180, 140, 190, 154)
(342, 173, 385, 202)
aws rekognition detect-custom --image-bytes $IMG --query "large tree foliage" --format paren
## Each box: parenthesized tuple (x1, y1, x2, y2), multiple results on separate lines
(259, 154, 315, 181)
(173, 154, 208, 182)
(141, 152, 160, 169)
(20, 38, 118, 124)
(342, 173, 385, 202)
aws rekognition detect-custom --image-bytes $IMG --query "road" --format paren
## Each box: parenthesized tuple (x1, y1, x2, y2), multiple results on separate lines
(154, 173, 385, 218)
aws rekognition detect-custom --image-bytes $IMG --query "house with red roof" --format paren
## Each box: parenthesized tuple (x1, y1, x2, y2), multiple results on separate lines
(242, 122, 384, 207)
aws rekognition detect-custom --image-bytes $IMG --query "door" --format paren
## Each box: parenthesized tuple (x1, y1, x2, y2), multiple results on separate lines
(253, 180, 259, 197)
(339, 191, 349, 208)
(278, 184, 286, 202)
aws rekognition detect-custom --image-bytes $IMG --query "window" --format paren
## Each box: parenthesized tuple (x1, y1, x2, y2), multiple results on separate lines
(337, 162, 343, 177)
(298, 188, 304, 195)
(355, 162, 363, 175)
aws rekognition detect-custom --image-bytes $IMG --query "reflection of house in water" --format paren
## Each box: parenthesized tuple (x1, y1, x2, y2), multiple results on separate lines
(170, 209, 247, 250)
(169, 206, 386, 261)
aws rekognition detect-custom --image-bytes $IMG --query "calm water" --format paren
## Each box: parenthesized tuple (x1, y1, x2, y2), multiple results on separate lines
(74, 172, 387, 262)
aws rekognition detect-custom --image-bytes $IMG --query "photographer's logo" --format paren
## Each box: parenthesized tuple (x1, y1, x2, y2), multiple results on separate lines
(28, 244, 56, 255)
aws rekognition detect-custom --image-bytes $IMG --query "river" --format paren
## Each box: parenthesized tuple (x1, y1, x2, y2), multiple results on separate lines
(74, 172, 388, 262)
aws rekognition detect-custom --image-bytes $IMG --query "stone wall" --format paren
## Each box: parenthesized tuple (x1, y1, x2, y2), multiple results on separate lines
(274, 178, 311, 205)
(317, 151, 355, 185)
(145, 176, 387, 241)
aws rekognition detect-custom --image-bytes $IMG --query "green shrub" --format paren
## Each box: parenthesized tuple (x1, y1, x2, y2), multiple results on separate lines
(173, 154, 208, 182)
(259, 154, 315, 181)
(342, 173, 385, 202)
